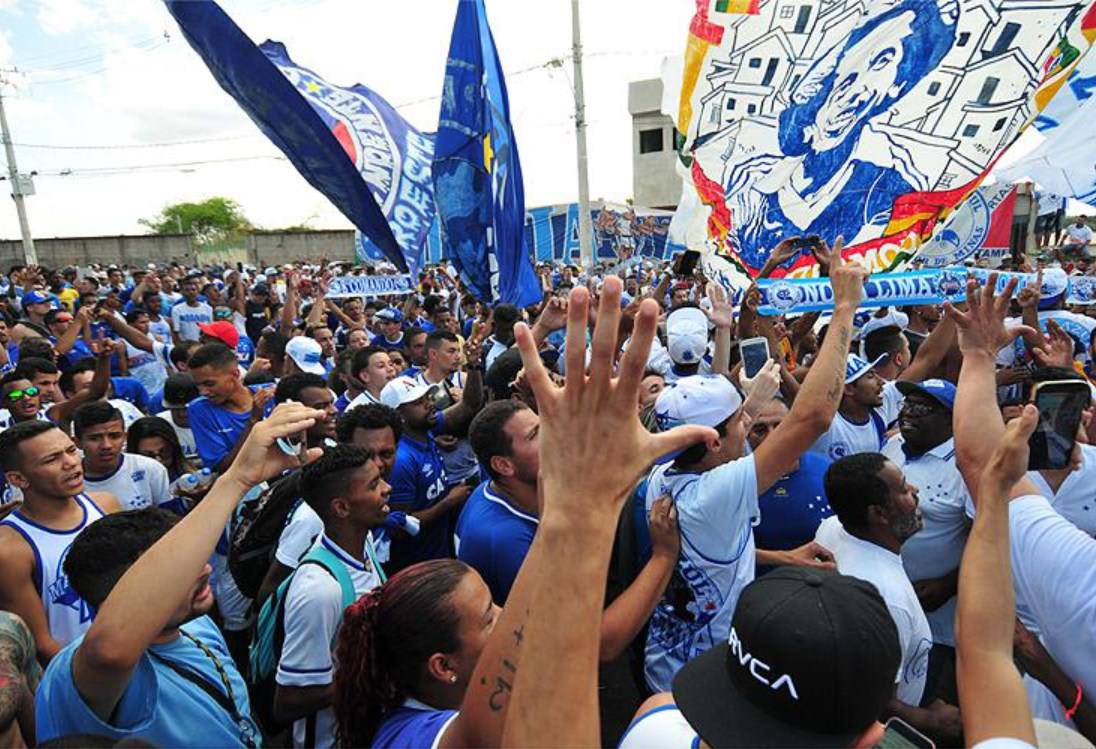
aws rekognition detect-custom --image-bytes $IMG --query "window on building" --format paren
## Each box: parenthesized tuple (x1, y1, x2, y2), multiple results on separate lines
(928, 81, 941, 96)
(993, 117, 1007, 132)
(639, 128, 664, 154)
(957, 31, 970, 47)
(747, 103, 757, 114)
(939, 173, 956, 188)
(962, 124, 980, 138)
(989, 23, 1020, 57)
(794, 5, 811, 33)
(780, 5, 794, 18)
(749, 57, 762, 69)
(761, 58, 779, 86)
(726, 98, 737, 111)
(977, 77, 1000, 105)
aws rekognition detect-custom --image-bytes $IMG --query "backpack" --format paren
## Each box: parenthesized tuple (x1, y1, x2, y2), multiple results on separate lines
(247, 544, 358, 736)
(227, 471, 305, 601)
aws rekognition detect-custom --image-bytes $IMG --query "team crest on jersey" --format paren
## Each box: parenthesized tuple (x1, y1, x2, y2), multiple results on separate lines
(131, 470, 145, 483)
(829, 442, 850, 460)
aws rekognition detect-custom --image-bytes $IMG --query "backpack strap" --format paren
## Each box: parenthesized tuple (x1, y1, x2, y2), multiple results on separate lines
(300, 545, 358, 610)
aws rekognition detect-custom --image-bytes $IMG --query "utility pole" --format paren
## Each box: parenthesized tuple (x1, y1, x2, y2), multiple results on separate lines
(0, 79, 37, 265)
(570, 0, 594, 272)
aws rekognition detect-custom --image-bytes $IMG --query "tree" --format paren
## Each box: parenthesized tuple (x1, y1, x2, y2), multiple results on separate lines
(140, 197, 254, 244)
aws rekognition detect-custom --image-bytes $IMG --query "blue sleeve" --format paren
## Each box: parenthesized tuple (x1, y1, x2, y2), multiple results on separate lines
(188, 402, 231, 469)
(36, 643, 157, 743)
(111, 378, 150, 412)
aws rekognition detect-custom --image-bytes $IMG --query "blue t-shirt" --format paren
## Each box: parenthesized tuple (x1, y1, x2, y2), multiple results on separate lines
(456, 481, 538, 604)
(56, 338, 94, 371)
(188, 386, 262, 469)
(385, 428, 450, 574)
(373, 705, 456, 749)
(334, 391, 351, 414)
(754, 452, 834, 557)
(370, 333, 405, 352)
(236, 335, 255, 366)
(36, 616, 260, 748)
(111, 376, 150, 413)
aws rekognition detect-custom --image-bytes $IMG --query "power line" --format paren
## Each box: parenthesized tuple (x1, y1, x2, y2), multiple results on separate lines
(10, 134, 260, 150)
(19, 35, 167, 73)
(34, 154, 286, 177)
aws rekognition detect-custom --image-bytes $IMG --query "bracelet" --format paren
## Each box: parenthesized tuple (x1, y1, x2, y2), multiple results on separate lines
(1065, 682, 1083, 721)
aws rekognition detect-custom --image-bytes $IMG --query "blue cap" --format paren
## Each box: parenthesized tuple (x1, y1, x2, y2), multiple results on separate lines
(21, 291, 50, 307)
(376, 307, 404, 323)
(845, 353, 886, 383)
(896, 378, 957, 411)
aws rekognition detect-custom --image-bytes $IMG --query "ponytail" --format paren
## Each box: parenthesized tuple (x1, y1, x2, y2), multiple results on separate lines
(333, 559, 471, 746)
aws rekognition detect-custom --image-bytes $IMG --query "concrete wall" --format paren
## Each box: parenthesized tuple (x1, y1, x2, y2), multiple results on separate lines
(0, 230, 357, 270)
(629, 79, 681, 210)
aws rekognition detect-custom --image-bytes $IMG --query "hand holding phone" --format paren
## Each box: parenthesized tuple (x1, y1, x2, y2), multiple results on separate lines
(1028, 380, 1090, 471)
(740, 337, 771, 379)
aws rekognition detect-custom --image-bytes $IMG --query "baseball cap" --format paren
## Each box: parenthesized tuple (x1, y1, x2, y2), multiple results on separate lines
(286, 336, 326, 376)
(380, 376, 436, 409)
(22, 291, 51, 307)
(375, 307, 404, 324)
(667, 307, 709, 365)
(845, 353, 886, 383)
(860, 308, 909, 339)
(251, 282, 270, 295)
(1039, 267, 1069, 310)
(198, 321, 240, 349)
(672, 567, 900, 748)
(653, 376, 743, 463)
(896, 378, 957, 411)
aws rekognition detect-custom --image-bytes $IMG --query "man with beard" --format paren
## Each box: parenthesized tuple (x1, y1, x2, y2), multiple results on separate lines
(0, 422, 120, 664)
(809, 353, 889, 460)
(815, 453, 960, 744)
(881, 379, 969, 705)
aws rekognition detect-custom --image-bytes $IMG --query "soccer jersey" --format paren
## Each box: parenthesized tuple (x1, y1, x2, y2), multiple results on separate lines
(188, 387, 261, 469)
(808, 410, 888, 461)
(455, 482, 538, 604)
(372, 703, 457, 749)
(642, 455, 758, 692)
(169, 301, 213, 342)
(385, 429, 450, 574)
(370, 332, 405, 352)
(753, 452, 833, 556)
(82, 453, 171, 512)
(0, 495, 106, 647)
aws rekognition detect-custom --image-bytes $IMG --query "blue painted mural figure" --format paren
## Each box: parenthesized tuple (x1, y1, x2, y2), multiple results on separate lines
(725, 0, 957, 269)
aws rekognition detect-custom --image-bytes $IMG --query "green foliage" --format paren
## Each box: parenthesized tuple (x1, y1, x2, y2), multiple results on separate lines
(140, 197, 254, 245)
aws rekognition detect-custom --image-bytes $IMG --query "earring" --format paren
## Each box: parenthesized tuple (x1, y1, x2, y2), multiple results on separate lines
(449, 675, 457, 683)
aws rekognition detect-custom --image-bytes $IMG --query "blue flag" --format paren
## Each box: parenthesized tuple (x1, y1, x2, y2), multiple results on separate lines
(433, 0, 541, 307)
(165, 1, 414, 272)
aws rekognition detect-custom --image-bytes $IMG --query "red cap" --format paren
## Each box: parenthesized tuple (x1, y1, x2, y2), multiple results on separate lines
(198, 321, 240, 349)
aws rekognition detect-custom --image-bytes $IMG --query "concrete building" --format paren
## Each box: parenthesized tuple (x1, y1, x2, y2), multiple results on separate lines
(628, 78, 680, 210)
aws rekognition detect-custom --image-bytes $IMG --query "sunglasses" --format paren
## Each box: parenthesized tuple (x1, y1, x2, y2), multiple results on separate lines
(5, 386, 40, 403)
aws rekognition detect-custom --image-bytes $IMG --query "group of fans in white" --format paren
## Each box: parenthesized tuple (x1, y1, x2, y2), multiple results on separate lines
(0, 244, 1092, 749)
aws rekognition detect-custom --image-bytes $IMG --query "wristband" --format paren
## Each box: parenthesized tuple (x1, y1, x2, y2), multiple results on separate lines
(1065, 682, 1083, 721)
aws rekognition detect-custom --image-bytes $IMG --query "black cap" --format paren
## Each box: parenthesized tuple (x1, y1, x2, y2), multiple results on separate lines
(673, 567, 900, 748)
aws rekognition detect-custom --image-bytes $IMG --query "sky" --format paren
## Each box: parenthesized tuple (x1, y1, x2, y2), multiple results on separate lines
(0, 0, 693, 240)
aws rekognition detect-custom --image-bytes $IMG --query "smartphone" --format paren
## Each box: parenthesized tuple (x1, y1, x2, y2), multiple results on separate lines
(740, 337, 771, 379)
(1029, 380, 1091, 470)
(877, 717, 935, 749)
(672, 250, 701, 278)
(275, 399, 307, 458)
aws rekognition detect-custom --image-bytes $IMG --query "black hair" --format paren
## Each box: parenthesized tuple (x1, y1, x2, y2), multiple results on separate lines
(170, 340, 199, 368)
(423, 296, 443, 315)
(44, 309, 70, 326)
(403, 326, 426, 344)
(126, 416, 190, 479)
(483, 348, 523, 402)
(162, 373, 199, 408)
(275, 373, 329, 404)
(0, 420, 59, 472)
(243, 371, 276, 387)
(64, 509, 180, 608)
(863, 326, 907, 363)
(336, 403, 403, 444)
(59, 357, 95, 396)
(1, 371, 31, 387)
(469, 400, 530, 480)
(425, 330, 458, 350)
(299, 444, 373, 521)
(14, 357, 59, 379)
(351, 345, 390, 379)
(73, 401, 125, 438)
(824, 453, 891, 531)
(17, 338, 55, 362)
(259, 330, 288, 362)
(124, 308, 149, 325)
(186, 342, 237, 371)
(673, 416, 731, 468)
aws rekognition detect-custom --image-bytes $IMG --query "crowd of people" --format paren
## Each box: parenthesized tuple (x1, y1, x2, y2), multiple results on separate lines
(0, 244, 1093, 748)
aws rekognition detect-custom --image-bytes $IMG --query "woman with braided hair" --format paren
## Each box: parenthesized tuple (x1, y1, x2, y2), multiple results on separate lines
(333, 559, 503, 748)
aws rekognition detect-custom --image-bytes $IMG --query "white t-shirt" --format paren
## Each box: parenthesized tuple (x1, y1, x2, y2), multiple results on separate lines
(809, 410, 888, 461)
(156, 410, 198, 465)
(125, 340, 168, 395)
(643, 454, 758, 692)
(170, 301, 213, 342)
(880, 379, 905, 427)
(109, 398, 145, 429)
(617, 705, 698, 749)
(82, 453, 170, 511)
(277, 534, 383, 748)
(882, 436, 970, 647)
(274, 501, 324, 568)
(1066, 223, 1094, 244)
(346, 389, 382, 412)
(1023, 444, 1096, 537)
(1008, 495, 1096, 729)
(814, 517, 932, 706)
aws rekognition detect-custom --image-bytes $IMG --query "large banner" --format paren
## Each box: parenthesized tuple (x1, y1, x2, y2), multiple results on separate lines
(912, 183, 1017, 267)
(166, 1, 411, 272)
(673, 0, 1096, 278)
(432, 0, 541, 308)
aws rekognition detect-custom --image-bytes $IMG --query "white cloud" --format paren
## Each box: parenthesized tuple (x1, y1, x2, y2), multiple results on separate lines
(37, 0, 98, 35)
(0, 28, 12, 66)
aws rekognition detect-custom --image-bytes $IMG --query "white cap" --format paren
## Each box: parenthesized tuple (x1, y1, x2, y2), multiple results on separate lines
(380, 376, 436, 409)
(667, 307, 709, 365)
(860, 308, 909, 339)
(286, 336, 326, 375)
(654, 375, 743, 433)
(845, 353, 886, 383)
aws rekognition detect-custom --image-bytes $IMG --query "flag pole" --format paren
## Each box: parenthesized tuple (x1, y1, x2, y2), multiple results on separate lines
(570, 0, 594, 272)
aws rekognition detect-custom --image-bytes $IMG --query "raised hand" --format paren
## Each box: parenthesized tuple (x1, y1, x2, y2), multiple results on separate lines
(704, 281, 735, 329)
(512, 276, 717, 518)
(812, 235, 843, 277)
(648, 495, 680, 561)
(225, 401, 323, 490)
(1031, 318, 1075, 370)
(739, 359, 781, 419)
(944, 274, 1035, 358)
(1015, 271, 1042, 310)
(827, 237, 866, 310)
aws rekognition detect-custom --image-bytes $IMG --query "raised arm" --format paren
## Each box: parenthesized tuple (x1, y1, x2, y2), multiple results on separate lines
(95, 307, 154, 353)
(280, 273, 299, 333)
(53, 307, 90, 356)
(957, 406, 1039, 746)
(439, 337, 486, 435)
(72, 403, 324, 722)
(897, 313, 956, 382)
(753, 242, 865, 494)
(47, 337, 113, 426)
